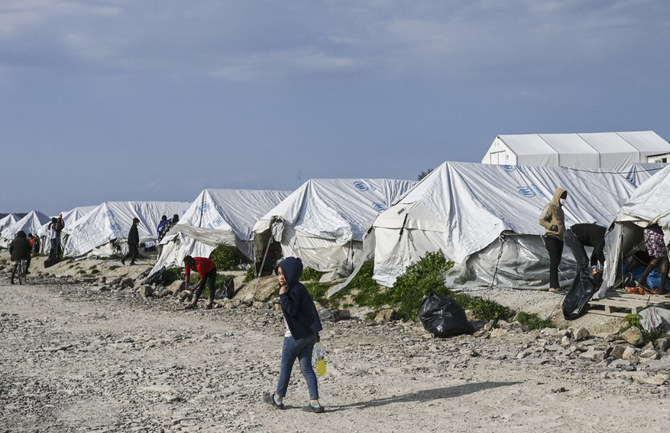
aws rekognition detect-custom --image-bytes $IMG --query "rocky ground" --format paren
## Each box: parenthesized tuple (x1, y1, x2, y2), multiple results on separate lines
(1, 252, 670, 432)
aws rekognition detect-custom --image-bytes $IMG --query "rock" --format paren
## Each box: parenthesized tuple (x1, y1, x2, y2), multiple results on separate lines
(655, 337, 670, 352)
(622, 346, 638, 361)
(620, 327, 644, 347)
(574, 327, 590, 341)
(639, 348, 660, 360)
(121, 278, 135, 290)
(109, 277, 122, 286)
(490, 328, 509, 338)
(140, 285, 154, 299)
(178, 291, 192, 302)
(375, 309, 396, 323)
(579, 348, 606, 362)
(319, 308, 351, 322)
(608, 359, 636, 371)
(168, 280, 184, 295)
(610, 344, 627, 359)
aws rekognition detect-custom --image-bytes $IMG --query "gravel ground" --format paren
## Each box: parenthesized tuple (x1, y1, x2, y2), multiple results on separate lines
(1, 253, 668, 432)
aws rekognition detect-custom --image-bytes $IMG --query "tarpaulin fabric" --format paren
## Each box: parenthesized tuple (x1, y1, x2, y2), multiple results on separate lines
(373, 161, 637, 288)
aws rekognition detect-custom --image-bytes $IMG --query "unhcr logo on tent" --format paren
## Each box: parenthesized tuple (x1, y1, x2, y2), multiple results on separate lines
(517, 186, 536, 198)
(197, 202, 212, 214)
(354, 180, 377, 192)
(503, 165, 516, 172)
(372, 203, 387, 213)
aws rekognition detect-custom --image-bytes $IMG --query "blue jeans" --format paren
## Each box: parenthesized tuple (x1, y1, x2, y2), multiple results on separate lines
(276, 334, 318, 400)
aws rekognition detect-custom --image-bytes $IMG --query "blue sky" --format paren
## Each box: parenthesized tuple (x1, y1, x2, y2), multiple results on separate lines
(2, 0, 669, 215)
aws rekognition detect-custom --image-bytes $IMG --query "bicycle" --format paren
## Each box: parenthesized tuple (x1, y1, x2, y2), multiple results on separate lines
(16, 259, 28, 285)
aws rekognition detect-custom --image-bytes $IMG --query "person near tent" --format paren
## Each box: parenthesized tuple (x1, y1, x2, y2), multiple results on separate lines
(564, 223, 607, 272)
(9, 230, 31, 284)
(29, 233, 40, 255)
(183, 255, 217, 309)
(47, 215, 65, 262)
(121, 217, 140, 265)
(635, 223, 669, 294)
(263, 256, 325, 413)
(539, 188, 567, 293)
(167, 214, 180, 233)
(156, 215, 169, 256)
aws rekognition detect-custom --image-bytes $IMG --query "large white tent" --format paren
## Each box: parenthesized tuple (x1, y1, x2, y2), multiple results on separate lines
(600, 165, 670, 298)
(0, 214, 19, 237)
(0, 210, 51, 248)
(150, 189, 291, 275)
(63, 201, 191, 258)
(253, 178, 417, 278)
(482, 131, 670, 171)
(372, 162, 638, 289)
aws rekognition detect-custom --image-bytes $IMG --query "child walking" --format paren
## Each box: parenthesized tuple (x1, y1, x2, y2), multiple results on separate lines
(263, 257, 324, 413)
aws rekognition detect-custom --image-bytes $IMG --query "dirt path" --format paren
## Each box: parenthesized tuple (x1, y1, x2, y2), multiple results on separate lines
(1, 280, 669, 432)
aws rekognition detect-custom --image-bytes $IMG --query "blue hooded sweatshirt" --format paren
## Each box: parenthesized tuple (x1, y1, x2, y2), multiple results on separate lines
(279, 257, 323, 339)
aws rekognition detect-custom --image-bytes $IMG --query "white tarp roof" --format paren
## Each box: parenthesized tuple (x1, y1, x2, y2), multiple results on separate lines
(254, 178, 417, 274)
(0, 214, 19, 236)
(0, 210, 51, 247)
(483, 131, 670, 171)
(601, 165, 670, 297)
(373, 161, 638, 288)
(64, 201, 191, 258)
(37, 205, 97, 238)
(151, 189, 291, 274)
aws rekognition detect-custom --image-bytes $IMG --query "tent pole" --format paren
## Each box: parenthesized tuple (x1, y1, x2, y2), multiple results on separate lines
(253, 232, 274, 291)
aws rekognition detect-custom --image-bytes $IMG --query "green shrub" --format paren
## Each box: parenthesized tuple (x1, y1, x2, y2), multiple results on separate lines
(301, 267, 323, 281)
(304, 281, 338, 308)
(242, 267, 253, 282)
(209, 244, 247, 271)
(514, 311, 554, 330)
(620, 313, 667, 344)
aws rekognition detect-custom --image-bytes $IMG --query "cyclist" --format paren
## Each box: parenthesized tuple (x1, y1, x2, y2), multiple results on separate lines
(10, 230, 31, 284)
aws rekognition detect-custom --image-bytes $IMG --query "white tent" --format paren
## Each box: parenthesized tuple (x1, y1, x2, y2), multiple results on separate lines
(253, 178, 417, 278)
(37, 205, 97, 254)
(601, 165, 670, 298)
(0, 214, 19, 237)
(372, 162, 638, 289)
(0, 210, 51, 248)
(63, 201, 191, 258)
(150, 189, 291, 275)
(482, 131, 670, 171)
(624, 163, 667, 187)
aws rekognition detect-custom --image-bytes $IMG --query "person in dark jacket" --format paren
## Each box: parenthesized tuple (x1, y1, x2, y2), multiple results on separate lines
(121, 217, 140, 265)
(263, 257, 324, 413)
(10, 230, 31, 284)
(564, 223, 607, 272)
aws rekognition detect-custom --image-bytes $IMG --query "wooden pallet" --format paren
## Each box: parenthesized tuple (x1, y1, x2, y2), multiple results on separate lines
(587, 292, 670, 317)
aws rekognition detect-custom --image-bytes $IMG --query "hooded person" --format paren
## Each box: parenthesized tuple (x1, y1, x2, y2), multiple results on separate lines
(263, 257, 325, 413)
(539, 187, 567, 292)
(122, 217, 141, 265)
(10, 230, 31, 284)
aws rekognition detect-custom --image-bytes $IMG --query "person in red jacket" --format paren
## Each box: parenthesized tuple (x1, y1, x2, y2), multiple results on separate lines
(183, 255, 217, 309)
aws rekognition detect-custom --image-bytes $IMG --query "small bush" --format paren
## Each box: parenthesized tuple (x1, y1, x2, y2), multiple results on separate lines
(304, 281, 338, 308)
(620, 313, 667, 344)
(244, 267, 255, 282)
(163, 267, 183, 285)
(514, 311, 554, 330)
(209, 244, 247, 271)
(301, 267, 323, 281)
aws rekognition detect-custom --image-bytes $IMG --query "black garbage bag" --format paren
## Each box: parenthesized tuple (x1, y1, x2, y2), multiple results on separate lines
(562, 268, 600, 320)
(418, 293, 472, 338)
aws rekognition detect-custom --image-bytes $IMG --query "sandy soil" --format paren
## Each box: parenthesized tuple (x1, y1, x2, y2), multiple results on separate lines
(1, 253, 669, 432)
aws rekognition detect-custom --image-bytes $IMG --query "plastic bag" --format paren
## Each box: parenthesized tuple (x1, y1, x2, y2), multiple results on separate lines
(418, 293, 472, 338)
